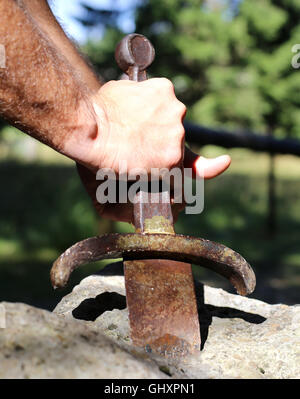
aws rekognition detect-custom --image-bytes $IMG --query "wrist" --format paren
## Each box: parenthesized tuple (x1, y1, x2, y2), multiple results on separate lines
(60, 97, 98, 170)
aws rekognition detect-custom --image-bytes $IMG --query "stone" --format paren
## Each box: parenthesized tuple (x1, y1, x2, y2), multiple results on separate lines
(54, 272, 300, 379)
(1, 270, 299, 379)
(0, 301, 167, 379)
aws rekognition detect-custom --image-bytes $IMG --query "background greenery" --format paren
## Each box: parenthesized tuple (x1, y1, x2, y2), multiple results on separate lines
(0, 0, 299, 309)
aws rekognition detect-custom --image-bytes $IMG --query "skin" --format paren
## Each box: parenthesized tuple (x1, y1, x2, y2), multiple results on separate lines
(0, 0, 231, 223)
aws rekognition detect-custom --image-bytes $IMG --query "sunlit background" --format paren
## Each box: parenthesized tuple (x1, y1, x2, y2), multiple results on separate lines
(0, 0, 299, 309)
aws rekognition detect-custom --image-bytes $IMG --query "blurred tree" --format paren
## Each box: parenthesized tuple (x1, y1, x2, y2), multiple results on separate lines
(80, 0, 300, 138)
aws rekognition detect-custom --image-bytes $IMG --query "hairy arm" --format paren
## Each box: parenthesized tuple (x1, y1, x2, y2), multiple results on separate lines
(0, 0, 98, 164)
(19, 0, 101, 91)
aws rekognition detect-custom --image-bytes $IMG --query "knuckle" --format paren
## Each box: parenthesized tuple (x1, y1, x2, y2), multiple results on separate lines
(100, 80, 119, 94)
(168, 146, 183, 166)
(103, 80, 116, 89)
(173, 99, 186, 117)
(179, 125, 186, 139)
(178, 100, 187, 115)
(159, 77, 174, 91)
(173, 123, 185, 140)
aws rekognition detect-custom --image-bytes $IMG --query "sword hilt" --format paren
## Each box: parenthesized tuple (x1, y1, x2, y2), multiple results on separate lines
(115, 33, 155, 82)
(115, 34, 173, 233)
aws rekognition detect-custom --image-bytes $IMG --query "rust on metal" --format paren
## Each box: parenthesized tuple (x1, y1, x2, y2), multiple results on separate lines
(115, 33, 155, 81)
(133, 191, 175, 234)
(115, 35, 201, 355)
(124, 191, 200, 355)
(124, 259, 199, 356)
(50, 232, 256, 296)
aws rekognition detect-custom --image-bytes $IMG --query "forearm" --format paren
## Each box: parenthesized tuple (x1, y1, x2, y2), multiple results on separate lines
(20, 0, 102, 92)
(0, 0, 97, 161)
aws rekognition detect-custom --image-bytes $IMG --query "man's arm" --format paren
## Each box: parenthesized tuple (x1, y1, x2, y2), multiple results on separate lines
(0, 0, 97, 162)
(0, 0, 189, 175)
(19, 0, 101, 92)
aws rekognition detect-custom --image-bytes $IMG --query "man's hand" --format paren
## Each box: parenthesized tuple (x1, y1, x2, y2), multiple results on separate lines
(75, 78, 231, 223)
(0, 0, 231, 224)
(65, 78, 186, 174)
(77, 152, 231, 224)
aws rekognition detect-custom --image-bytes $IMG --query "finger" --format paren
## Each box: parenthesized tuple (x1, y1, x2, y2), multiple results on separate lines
(184, 147, 231, 179)
(77, 163, 134, 223)
(99, 203, 134, 223)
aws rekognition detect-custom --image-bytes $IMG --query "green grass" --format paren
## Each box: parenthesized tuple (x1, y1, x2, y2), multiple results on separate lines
(0, 140, 299, 308)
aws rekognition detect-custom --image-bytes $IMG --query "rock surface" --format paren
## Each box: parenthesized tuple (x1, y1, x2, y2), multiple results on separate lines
(0, 302, 166, 379)
(54, 273, 300, 379)
(1, 271, 299, 379)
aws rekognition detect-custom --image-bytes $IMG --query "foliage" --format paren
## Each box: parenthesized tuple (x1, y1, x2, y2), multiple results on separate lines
(80, 0, 300, 138)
